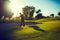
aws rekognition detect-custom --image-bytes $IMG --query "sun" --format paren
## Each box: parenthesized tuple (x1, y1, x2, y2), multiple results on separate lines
(9, 0, 24, 17)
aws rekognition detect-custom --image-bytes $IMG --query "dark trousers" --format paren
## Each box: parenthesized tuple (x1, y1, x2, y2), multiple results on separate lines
(20, 21, 25, 27)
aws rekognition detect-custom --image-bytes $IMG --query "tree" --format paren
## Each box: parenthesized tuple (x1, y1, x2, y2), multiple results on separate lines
(35, 9, 43, 19)
(36, 9, 41, 13)
(58, 12, 60, 16)
(29, 6, 35, 19)
(50, 14, 54, 17)
(22, 6, 35, 19)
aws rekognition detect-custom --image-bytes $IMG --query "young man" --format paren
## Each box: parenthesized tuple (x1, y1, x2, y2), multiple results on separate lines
(20, 13, 25, 27)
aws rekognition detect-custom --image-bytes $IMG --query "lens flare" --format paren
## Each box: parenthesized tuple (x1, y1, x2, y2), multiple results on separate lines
(9, 0, 24, 17)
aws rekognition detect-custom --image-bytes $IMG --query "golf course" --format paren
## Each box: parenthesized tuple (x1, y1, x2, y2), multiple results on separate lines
(11, 18, 60, 40)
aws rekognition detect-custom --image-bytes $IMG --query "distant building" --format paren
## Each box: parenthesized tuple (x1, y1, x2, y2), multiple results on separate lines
(35, 13, 42, 19)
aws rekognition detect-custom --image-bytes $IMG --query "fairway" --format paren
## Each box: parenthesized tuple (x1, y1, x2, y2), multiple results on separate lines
(12, 18, 60, 40)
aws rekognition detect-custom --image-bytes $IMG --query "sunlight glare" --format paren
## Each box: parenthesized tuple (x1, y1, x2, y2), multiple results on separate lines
(9, 0, 25, 17)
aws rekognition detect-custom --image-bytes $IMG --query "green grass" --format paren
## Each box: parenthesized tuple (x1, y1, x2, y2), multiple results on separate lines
(12, 18, 60, 40)
(37, 20, 60, 31)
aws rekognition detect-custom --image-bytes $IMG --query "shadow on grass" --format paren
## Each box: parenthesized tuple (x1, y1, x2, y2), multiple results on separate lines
(25, 22, 45, 32)
(29, 26, 46, 32)
(25, 22, 43, 25)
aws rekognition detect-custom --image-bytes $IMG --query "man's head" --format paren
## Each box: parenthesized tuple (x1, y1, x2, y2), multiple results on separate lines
(19, 13, 21, 15)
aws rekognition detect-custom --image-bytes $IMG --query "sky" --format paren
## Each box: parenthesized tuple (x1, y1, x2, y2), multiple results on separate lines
(9, 0, 60, 17)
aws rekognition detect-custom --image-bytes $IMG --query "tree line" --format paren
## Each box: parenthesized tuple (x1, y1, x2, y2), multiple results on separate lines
(0, 6, 60, 23)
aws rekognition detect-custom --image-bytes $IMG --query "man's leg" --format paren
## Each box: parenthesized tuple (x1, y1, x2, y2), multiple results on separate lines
(22, 22, 25, 26)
